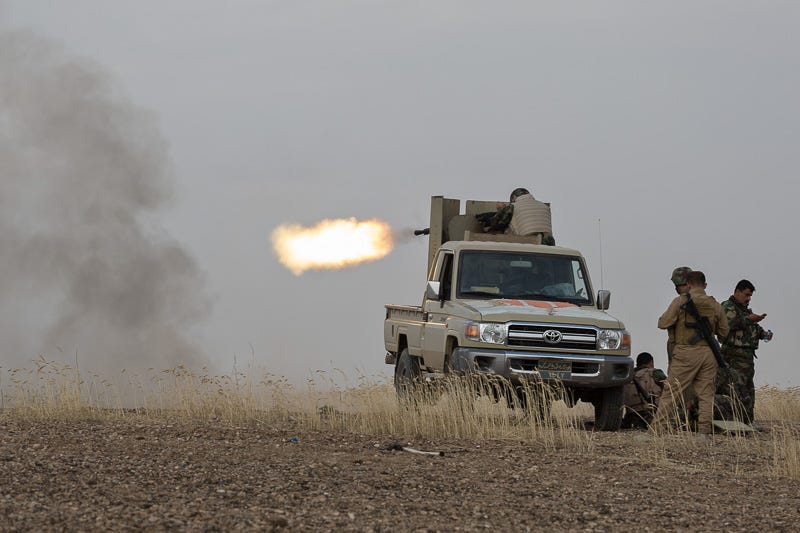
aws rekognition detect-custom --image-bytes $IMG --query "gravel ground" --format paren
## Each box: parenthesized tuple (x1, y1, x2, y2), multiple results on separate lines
(1, 417, 799, 532)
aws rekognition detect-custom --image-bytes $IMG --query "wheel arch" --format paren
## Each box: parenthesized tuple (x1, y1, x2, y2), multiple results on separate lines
(397, 334, 408, 356)
(443, 336, 459, 373)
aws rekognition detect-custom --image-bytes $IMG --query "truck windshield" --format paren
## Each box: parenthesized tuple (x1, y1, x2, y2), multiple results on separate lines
(456, 250, 592, 305)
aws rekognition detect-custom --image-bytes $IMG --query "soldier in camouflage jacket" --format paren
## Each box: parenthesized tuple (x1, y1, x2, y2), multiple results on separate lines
(719, 279, 771, 423)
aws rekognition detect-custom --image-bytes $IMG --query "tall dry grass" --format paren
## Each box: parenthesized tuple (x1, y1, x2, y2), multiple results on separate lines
(0, 358, 593, 451)
(2, 359, 799, 475)
(757, 387, 800, 479)
(756, 386, 800, 421)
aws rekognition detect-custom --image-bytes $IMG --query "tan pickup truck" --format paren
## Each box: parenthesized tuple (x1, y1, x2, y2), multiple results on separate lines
(384, 196, 633, 430)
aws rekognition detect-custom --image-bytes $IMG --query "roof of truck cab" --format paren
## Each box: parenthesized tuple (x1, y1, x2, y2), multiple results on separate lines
(440, 240, 583, 256)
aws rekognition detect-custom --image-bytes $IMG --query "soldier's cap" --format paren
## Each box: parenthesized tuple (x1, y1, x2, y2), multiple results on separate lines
(510, 187, 530, 202)
(670, 266, 692, 286)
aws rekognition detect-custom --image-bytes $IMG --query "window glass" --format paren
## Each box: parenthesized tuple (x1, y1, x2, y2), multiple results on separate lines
(438, 252, 453, 300)
(457, 251, 592, 304)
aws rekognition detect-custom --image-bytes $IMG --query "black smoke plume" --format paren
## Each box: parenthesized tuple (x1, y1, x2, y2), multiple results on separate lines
(0, 29, 210, 373)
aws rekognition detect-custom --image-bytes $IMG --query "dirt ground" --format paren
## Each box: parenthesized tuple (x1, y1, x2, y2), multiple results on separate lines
(1, 417, 799, 532)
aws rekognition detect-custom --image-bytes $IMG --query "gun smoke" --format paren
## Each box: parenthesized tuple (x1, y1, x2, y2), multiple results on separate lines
(0, 29, 210, 374)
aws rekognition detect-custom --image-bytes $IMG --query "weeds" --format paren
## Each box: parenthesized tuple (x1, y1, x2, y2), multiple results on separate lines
(772, 424, 800, 480)
(2, 359, 799, 468)
(1, 359, 595, 450)
(757, 386, 800, 421)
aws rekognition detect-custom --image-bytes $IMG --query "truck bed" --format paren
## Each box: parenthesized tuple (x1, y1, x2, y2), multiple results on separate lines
(384, 304, 425, 362)
(385, 304, 424, 321)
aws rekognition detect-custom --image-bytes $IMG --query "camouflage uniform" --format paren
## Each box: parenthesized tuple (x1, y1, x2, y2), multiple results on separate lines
(493, 203, 514, 231)
(714, 366, 752, 422)
(666, 267, 692, 363)
(718, 296, 765, 422)
(479, 203, 514, 232)
(622, 366, 667, 428)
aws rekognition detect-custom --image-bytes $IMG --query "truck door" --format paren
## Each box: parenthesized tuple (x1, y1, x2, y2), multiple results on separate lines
(421, 251, 453, 370)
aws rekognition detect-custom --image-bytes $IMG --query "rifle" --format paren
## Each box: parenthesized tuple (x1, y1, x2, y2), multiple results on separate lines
(681, 293, 729, 369)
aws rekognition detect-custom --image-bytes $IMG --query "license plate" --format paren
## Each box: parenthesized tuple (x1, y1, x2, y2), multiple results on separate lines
(538, 360, 571, 380)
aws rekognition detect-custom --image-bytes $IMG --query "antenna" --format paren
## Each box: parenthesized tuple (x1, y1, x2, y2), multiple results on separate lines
(598, 217, 604, 289)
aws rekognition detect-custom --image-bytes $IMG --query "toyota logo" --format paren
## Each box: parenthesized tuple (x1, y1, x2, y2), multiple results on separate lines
(543, 330, 563, 344)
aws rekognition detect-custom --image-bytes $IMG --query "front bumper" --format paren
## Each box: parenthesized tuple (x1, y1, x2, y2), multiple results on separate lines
(450, 346, 632, 388)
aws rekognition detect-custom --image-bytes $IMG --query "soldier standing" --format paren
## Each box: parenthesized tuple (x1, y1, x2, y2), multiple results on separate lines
(719, 279, 771, 423)
(667, 267, 692, 364)
(650, 271, 729, 435)
(668, 267, 698, 427)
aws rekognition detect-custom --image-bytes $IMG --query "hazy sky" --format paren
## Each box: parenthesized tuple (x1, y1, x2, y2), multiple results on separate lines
(2, 2, 798, 386)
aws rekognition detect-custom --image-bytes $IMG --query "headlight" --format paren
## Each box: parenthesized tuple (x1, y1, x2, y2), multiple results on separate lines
(597, 329, 622, 350)
(481, 323, 507, 344)
(465, 323, 507, 344)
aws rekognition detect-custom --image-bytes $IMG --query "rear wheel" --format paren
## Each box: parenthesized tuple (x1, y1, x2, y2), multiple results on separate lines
(394, 348, 420, 394)
(394, 348, 429, 403)
(592, 386, 624, 431)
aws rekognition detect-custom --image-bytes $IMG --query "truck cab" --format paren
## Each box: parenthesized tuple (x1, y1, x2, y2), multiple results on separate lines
(383, 196, 633, 430)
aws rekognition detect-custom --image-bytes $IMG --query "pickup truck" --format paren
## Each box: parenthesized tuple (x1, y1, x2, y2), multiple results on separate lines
(383, 196, 633, 430)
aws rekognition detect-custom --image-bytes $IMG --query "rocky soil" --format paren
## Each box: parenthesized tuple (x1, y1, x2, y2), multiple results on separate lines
(1, 417, 799, 532)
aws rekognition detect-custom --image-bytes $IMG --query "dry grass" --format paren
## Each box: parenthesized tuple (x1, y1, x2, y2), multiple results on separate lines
(755, 387, 800, 479)
(757, 386, 800, 421)
(2, 359, 800, 476)
(0, 359, 595, 450)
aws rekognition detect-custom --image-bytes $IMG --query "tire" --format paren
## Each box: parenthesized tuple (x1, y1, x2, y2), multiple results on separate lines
(592, 386, 624, 431)
(394, 348, 422, 401)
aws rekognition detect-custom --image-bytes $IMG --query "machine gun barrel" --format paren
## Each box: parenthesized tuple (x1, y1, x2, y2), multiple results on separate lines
(413, 227, 430, 236)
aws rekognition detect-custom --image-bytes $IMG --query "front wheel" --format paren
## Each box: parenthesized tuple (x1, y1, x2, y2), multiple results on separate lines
(592, 386, 624, 431)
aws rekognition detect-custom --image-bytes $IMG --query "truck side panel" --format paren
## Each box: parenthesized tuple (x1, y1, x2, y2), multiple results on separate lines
(384, 305, 425, 357)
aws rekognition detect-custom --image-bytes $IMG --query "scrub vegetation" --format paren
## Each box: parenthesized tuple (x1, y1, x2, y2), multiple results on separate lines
(1, 359, 799, 459)
(2, 360, 799, 530)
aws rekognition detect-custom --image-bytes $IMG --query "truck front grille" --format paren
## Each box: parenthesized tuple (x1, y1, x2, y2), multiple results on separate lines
(571, 362, 601, 374)
(507, 324, 597, 350)
(507, 360, 601, 375)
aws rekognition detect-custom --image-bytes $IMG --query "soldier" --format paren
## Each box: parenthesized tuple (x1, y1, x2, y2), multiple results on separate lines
(475, 189, 519, 232)
(667, 267, 692, 364)
(667, 267, 698, 426)
(475, 188, 555, 245)
(650, 271, 729, 435)
(622, 352, 667, 428)
(719, 279, 772, 423)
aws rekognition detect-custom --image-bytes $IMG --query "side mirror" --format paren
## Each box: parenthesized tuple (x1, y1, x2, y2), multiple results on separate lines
(425, 281, 441, 300)
(596, 290, 611, 310)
